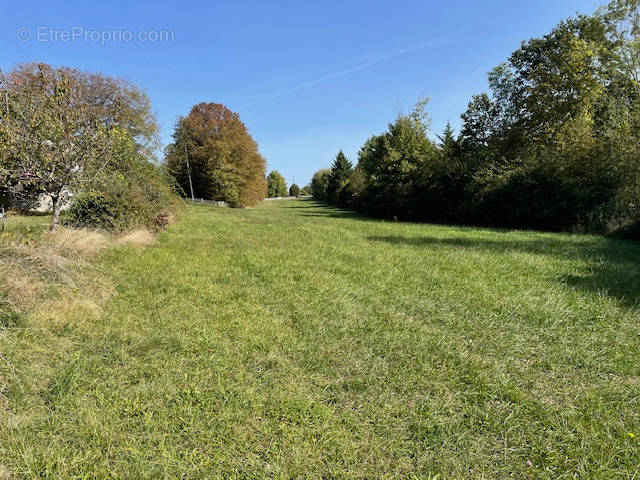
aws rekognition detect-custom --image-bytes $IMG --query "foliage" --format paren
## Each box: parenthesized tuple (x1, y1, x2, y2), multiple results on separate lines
(267, 170, 287, 198)
(165, 103, 266, 207)
(357, 99, 439, 219)
(67, 155, 179, 231)
(0, 63, 162, 230)
(289, 183, 300, 196)
(348, 1, 640, 234)
(310, 168, 331, 201)
(326, 150, 353, 206)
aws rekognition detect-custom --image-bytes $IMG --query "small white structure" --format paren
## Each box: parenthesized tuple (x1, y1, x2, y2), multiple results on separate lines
(33, 190, 73, 213)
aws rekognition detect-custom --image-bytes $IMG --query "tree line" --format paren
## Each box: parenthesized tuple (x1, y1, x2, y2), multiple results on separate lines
(312, 0, 640, 238)
(0, 61, 305, 231)
(0, 65, 275, 230)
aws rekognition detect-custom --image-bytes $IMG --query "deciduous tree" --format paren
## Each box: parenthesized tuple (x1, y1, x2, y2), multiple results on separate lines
(165, 103, 266, 207)
(267, 170, 287, 197)
(0, 63, 158, 230)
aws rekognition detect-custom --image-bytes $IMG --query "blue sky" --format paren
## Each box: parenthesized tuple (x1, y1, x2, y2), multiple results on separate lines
(1, 1, 603, 185)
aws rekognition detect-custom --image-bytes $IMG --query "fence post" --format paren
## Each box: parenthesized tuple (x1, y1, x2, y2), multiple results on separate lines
(1, 206, 5, 233)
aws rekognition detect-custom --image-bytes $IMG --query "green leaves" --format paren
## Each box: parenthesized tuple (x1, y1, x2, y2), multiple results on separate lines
(0, 63, 163, 229)
(267, 170, 288, 198)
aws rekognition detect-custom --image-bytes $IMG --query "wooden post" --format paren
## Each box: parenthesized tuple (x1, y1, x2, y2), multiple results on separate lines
(184, 143, 195, 201)
(1, 206, 5, 233)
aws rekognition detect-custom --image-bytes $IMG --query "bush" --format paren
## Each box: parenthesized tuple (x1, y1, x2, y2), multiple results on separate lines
(289, 184, 300, 196)
(66, 191, 126, 230)
(67, 161, 180, 231)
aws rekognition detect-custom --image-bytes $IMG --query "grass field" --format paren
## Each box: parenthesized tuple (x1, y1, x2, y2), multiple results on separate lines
(1, 199, 639, 479)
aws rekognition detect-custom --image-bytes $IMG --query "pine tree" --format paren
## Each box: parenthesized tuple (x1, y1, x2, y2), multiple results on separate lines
(326, 150, 353, 206)
(438, 121, 457, 157)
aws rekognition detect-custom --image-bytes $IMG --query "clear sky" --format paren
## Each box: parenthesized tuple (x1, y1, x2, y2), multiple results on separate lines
(1, 1, 603, 186)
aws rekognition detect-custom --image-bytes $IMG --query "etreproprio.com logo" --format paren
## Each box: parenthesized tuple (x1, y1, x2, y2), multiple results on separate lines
(17, 26, 174, 45)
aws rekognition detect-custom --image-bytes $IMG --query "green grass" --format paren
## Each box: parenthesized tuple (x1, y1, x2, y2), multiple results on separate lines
(1, 213, 50, 240)
(1, 199, 639, 479)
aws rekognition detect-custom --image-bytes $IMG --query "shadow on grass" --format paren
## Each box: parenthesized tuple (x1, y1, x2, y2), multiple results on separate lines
(284, 199, 640, 308)
(368, 234, 640, 310)
(282, 200, 382, 222)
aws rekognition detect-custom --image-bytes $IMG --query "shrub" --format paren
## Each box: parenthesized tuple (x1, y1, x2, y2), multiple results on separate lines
(289, 184, 300, 196)
(66, 191, 126, 230)
(67, 160, 179, 231)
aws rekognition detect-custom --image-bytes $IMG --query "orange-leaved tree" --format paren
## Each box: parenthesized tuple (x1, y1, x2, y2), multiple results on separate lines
(165, 103, 266, 207)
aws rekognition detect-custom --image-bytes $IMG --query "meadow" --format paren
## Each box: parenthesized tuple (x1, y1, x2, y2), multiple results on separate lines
(1, 199, 639, 479)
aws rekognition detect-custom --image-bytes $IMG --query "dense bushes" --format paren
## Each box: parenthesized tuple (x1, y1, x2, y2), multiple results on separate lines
(67, 160, 179, 231)
(311, 0, 640, 236)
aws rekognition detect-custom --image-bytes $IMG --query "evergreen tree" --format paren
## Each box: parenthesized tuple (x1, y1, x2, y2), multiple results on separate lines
(326, 150, 353, 206)
(437, 122, 458, 157)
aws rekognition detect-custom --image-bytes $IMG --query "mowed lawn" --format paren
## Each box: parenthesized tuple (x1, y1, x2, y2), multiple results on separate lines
(2, 199, 640, 479)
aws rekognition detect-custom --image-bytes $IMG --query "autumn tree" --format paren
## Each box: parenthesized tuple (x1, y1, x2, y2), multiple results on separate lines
(267, 170, 287, 197)
(0, 63, 159, 230)
(165, 103, 266, 207)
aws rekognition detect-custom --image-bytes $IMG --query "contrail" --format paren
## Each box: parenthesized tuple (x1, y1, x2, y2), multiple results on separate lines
(238, 37, 453, 109)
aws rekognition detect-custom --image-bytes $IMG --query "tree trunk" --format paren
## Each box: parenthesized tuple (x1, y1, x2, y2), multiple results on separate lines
(50, 193, 64, 231)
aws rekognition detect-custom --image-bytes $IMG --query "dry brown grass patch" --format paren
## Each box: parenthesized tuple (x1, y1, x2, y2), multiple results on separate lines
(43, 228, 108, 256)
(118, 229, 155, 247)
(4, 275, 45, 312)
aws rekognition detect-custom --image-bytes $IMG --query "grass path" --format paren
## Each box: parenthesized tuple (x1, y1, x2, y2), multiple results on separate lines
(2, 200, 640, 478)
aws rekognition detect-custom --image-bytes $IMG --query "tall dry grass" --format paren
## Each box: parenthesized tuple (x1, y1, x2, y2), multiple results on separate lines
(0, 228, 109, 320)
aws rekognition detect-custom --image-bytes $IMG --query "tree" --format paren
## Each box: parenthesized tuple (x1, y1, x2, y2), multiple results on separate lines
(326, 150, 353, 206)
(310, 168, 331, 200)
(0, 63, 159, 230)
(289, 184, 300, 196)
(357, 98, 438, 219)
(437, 122, 457, 155)
(460, 93, 501, 154)
(165, 103, 266, 207)
(267, 170, 287, 197)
